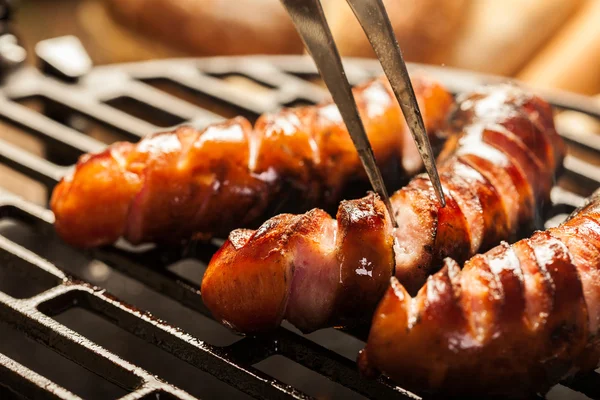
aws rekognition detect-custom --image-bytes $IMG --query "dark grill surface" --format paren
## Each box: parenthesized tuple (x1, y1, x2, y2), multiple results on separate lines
(0, 44, 599, 400)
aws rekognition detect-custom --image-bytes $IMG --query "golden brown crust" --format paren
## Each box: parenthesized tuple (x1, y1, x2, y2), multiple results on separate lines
(51, 76, 453, 248)
(201, 214, 294, 332)
(362, 86, 569, 396)
(201, 193, 394, 333)
(50, 142, 143, 248)
(332, 194, 395, 326)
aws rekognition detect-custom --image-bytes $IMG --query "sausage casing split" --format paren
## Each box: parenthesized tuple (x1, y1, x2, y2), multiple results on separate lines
(50, 76, 453, 248)
(360, 189, 600, 398)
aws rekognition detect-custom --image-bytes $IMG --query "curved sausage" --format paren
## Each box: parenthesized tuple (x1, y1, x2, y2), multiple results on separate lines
(51, 75, 453, 248)
(360, 189, 600, 397)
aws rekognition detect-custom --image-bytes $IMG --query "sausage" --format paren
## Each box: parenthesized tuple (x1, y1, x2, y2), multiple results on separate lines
(200, 83, 566, 333)
(202, 192, 394, 333)
(393, 84, 564, 292)
(50, 75, 453, 248)
(359, 189, 600, 398)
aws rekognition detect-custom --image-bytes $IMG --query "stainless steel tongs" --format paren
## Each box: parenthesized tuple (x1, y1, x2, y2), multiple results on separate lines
(281, 0, 446, 227)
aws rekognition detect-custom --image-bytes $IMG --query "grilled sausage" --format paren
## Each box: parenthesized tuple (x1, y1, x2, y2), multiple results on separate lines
(202, 192, 395, 333)
(50, 76, 453, 248)
(201, 83, 566, 333)
(359, 188, 600, 398)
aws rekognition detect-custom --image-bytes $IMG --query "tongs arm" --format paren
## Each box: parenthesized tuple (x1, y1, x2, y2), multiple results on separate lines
(280, 0, 399, 226)
(346, 0, 445, 207)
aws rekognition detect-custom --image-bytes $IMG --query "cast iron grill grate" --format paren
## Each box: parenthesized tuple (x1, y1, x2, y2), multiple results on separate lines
(0, 38, 599, 400)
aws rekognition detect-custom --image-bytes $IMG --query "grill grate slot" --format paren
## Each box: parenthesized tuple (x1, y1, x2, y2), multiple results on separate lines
(254, 355, 367, 400)
(104, 96, 187, 128)
(0, 55, 598, 399)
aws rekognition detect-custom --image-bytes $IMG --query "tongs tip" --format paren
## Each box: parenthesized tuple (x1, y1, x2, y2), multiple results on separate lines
(282, 0, 446, 222)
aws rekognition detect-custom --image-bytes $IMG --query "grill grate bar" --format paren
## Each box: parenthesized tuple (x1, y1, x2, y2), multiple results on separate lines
(0, 235, 316, 400)
(560, 129, 600, 153)
(38, 87, 158, 139)
(171, 70, 278, 116)
(0, 235, 65, 281)
(4, 68, 158, 139)
(0, 290, 144, 392)
(232, 60, 329, 104)
(124, 79, 224, 124)
(0, 138, 64, 186)
(266, 329, 419, 400)
(0, 352, 80, 400)
(0, 268, 197, 399)
(0, 236, 203, 399)
(57, 284, 314, 400)
(0, 94, 105, 154)
(564, 155, 600, 186)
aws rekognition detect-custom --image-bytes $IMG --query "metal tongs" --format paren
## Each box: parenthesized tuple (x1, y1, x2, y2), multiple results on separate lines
(281, 0, 446, 227)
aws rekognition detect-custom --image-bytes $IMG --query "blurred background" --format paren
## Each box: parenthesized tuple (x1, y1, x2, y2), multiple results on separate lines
(15, 0, 600, 95)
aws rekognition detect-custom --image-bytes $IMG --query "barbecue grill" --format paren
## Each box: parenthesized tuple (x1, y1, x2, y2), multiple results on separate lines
(0, 33, 599, 400)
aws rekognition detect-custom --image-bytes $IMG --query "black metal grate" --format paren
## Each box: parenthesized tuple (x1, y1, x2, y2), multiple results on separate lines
(0, 39, 599, 399)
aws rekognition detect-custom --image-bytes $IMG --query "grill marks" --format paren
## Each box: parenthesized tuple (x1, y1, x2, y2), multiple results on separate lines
(362, 191, 600, 397)
(391, 84, 565, 292)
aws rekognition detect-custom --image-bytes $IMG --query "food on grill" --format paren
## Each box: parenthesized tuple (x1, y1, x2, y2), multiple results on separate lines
(201, 83, 566, 333)
(359, 188, 600, 397)
(50, 76, 453, 248)
(203, 192, 395, 333)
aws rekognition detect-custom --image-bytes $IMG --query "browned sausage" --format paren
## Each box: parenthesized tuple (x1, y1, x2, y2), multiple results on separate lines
(50, 75, 453, 248)
(360, 189, 600, 398)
